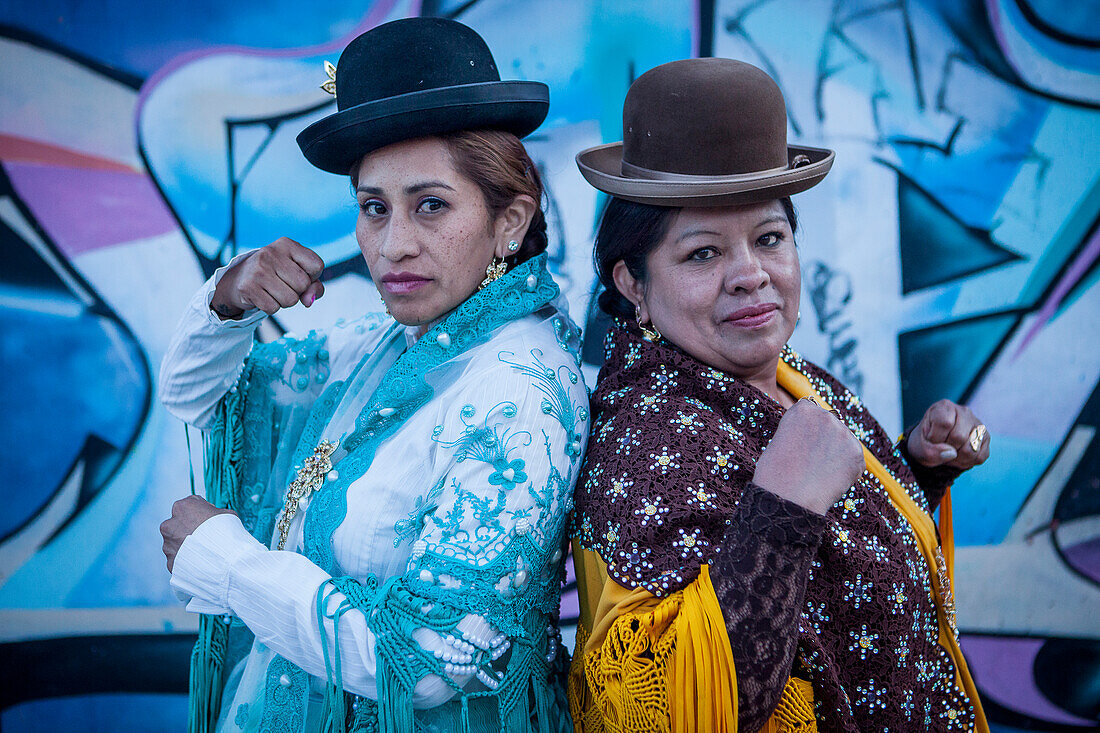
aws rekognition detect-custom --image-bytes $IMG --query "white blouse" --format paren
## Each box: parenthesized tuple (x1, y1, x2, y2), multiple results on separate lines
(160, 260, 588, 712)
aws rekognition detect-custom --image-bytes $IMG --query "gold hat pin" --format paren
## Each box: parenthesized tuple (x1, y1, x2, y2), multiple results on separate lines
(320, 60, 337, 98)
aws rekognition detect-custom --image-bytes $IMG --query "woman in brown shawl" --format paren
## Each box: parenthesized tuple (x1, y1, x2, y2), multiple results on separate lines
(567, 58, 991, 733)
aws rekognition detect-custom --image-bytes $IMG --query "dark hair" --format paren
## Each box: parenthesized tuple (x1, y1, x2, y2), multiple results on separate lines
(594, 196, 798, 319)
(349, 129, 548, 266)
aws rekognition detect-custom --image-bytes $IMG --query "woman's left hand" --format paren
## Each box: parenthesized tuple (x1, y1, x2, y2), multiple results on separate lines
(905, 399, 990, 470)
(160, 496, 237, 573)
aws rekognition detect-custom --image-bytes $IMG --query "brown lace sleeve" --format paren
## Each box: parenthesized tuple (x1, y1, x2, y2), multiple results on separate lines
(898, 434, 962, 509)
(709, 481, 827, 732)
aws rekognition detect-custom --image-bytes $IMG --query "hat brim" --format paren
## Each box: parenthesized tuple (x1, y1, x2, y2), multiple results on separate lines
(298, 81, 549, 174)
(575, 142, 834, 207)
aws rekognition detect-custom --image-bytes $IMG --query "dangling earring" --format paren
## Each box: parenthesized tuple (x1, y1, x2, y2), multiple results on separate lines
(507, 239, 520, 253)
(635, 305, 661, 342)
(480, 256, 508, 290)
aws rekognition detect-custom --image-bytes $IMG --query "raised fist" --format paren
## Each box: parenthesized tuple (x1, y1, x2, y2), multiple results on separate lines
(210, 237, 325, 319)
(753, 399, 866, 515)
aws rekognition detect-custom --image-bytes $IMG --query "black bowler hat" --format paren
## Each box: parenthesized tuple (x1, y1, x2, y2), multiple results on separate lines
(297, 17, 549, 174)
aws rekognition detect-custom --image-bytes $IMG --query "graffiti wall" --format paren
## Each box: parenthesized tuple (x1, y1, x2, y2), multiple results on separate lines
(1, 1, 1097, 730)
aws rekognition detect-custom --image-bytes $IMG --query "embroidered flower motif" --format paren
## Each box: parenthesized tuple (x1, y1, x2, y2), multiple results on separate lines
(671, 411, 703, 435)
(615, 427, 642, 456)
(866, 534, 889, 563)
(889, 582, 908, 614)
(603, 521, 621, 548)
(606, 474, 633, 502)
(842, 573, 872, 609)
(841, 494, 864, 520)
(672, 527, 705, 559)
(633, 495, 669, 527)
(804, 599, 830, 633)
(234, 703, 250, 728)
(854, 680, 886, 713)
(648, 448, 681, 474)
(705, 448, 737, 479)
(580, 515, 594, 542)
(848, 624, 880, 661)
(488, 458, 527, 490)
(624, 341, 641, 367)
(716, 419, 745, 443)
(896, 637, 911, 663)
(634, 392, 668, 415)
(686, 482, 718, 510)
(647, 364, 679, 393)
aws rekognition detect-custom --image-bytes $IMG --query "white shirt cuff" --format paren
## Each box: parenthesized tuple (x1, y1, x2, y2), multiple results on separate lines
(171, 512, 266, 616)
(201, 250, 267, 328)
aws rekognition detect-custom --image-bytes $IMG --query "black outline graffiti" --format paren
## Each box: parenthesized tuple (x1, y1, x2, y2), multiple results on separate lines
(0, 157, 152, 547)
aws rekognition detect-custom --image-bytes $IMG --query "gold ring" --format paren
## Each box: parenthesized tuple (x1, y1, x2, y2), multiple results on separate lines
(968, 424, 986, 452)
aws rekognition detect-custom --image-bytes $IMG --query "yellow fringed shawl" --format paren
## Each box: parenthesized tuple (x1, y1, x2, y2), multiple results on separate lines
(567, 545, 816, 733)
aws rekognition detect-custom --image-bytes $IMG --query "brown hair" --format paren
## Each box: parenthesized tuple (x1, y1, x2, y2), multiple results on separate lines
(438, 129, 548, 266)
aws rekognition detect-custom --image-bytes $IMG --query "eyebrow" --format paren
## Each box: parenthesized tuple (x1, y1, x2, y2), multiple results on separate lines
(356, 180, 455, 196)
(674, 215, 789, 244)
(674, 228, 722, 244)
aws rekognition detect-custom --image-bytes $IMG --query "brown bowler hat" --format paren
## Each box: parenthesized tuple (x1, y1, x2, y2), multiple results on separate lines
(576, 58, 833, 207)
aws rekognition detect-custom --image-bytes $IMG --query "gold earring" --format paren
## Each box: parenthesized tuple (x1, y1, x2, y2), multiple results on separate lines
(635, 305, 661, 342)
(480, 256, 508, 290)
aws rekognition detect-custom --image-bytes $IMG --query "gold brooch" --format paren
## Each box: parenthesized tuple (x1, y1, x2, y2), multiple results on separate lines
(275, 439, 339, 550)
(320, 60, 337, 98)
(934, 546, 957, 633)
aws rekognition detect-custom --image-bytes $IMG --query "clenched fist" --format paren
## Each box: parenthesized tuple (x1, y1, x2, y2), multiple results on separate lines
(754, 399, 866, 515)
(211, 237, 326, 319)
(905, 399, 989, 471)
(160, 496, 237, 573)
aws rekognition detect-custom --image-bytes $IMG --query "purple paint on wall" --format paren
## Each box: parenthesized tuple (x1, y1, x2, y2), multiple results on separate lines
(960, 635, 1096, 726)
(5, 162, 178, 256)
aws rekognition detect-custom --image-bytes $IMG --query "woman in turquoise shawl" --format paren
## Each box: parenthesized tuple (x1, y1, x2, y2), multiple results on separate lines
(158, 18, 587, 733)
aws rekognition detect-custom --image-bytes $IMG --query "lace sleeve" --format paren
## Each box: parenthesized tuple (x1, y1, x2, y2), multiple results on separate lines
(897, 434, 962, 509)
(709, 481, 827, 732)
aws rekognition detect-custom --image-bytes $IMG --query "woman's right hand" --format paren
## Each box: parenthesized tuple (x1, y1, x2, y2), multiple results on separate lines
(210, 237, 326, 319)
(753, 399, 866, 515)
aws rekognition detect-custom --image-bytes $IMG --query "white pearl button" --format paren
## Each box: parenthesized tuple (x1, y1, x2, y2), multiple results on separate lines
(298, 497, 308, 510)
(326, 470, 339, 482)
(501, 468, 515, 482)
(419, 569, 434, 584)
(279, 674, 291, 687)
(525, 274, 538, 291)
(436, 332, 451, 348)
(379, 407, 396, 417)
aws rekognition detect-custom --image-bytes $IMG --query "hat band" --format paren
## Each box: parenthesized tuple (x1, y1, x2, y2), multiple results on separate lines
(620, 158, 793, 182)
